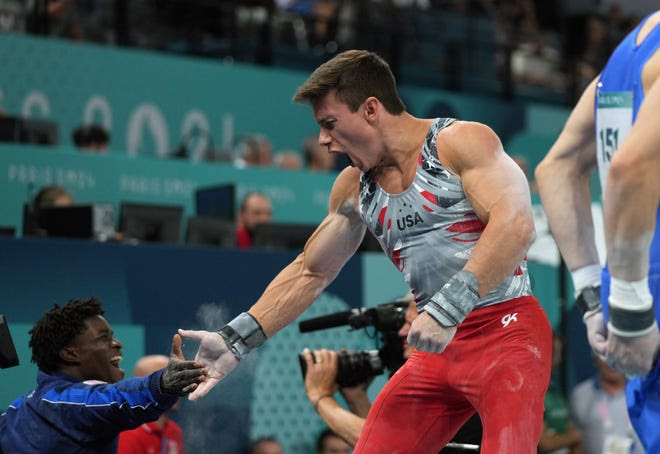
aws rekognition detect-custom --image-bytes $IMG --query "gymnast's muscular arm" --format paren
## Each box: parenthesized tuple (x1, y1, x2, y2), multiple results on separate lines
(248, 166, 365, 337)
(408, 121, 536, 353)
(180, 168, 367, 400)
(439, 120, 536, 296)
(605, 55, 660, 281)
(534, 78, 601, 272)
(600, 47, 660, 376)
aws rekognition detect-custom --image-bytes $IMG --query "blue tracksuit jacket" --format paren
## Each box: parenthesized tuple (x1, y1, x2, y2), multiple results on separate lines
(0, 369, 177, 453)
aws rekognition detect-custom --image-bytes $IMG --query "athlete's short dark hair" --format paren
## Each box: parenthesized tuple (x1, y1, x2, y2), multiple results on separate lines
(29, 297, 105, 373)
(293, 49, 406, 114)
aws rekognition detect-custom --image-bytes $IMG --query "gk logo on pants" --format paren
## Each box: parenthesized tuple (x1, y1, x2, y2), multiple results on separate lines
(501, 313, 518, 327)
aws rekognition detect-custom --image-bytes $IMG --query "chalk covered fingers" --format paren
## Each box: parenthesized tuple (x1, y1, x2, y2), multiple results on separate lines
(160, 334, 208, 396)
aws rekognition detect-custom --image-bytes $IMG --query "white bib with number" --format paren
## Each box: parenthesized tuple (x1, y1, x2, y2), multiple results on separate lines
(596, 90, 633, 191)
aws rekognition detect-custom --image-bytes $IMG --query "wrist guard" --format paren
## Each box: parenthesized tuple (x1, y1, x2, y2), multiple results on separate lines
(424, 270, 480, 327)
(217, 312, 267, 359)
(571, 264, 601, 298)
(575, 285, 602, 320)
(608, 277, 656, 337)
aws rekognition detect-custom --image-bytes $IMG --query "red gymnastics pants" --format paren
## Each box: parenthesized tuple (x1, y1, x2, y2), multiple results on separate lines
(354, 296, 552, 454)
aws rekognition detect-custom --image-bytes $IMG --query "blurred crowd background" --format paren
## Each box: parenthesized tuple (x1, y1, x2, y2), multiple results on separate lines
(0, 0, 655, 106)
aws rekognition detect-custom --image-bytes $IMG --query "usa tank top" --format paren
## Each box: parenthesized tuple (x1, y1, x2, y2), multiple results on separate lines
(358, 118, 532, 312)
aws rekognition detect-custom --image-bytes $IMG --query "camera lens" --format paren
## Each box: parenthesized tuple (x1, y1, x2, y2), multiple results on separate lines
(335, 350, 384, 387)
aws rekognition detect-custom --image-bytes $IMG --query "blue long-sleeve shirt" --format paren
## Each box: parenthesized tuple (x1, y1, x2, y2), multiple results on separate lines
(0, 369, 178, 453)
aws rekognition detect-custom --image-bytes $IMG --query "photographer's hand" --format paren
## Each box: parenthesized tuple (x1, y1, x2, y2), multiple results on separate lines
(337, 346, 373, 418)
(408, 312, 457, 354)
(302, 348, 338, 409)
(340, 380, 372, 418)
(301, 348, 369, 447)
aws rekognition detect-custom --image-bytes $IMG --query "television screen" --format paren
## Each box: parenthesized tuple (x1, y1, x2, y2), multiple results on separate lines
(119, 202, 184, 244)
(0, 116, 58, 145)
(185, 216, 236, 248)
(195, 183, 235, 221)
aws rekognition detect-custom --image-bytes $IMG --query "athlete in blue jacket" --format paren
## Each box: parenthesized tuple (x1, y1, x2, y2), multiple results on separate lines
(0, 297, 206, 453)
(536, 11, 660, 451)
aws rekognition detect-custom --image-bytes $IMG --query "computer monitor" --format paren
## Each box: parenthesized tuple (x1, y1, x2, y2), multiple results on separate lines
(25, 204, 115, 239)
(0, 226, 15, 237)
(253, 222, 383, 253)
(0, 116, 58, 145)
(252, 222, 316, 251)
(185, 216, 236, 248)
(0, 314, 19, 369)
(194, 183, 235, 221)
(119, 202, 184, 244)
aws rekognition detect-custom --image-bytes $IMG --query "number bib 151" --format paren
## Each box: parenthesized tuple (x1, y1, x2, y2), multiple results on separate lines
(596, 90, 633, 190)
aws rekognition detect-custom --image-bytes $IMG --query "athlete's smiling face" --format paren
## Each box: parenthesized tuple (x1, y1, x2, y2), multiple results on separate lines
(67, 315, 125, 383)
(313, 90, 381, 171)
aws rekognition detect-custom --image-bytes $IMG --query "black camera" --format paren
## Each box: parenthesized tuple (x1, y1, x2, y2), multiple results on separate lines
(299, 349, 384, 387)
(298, 301, 409, 387)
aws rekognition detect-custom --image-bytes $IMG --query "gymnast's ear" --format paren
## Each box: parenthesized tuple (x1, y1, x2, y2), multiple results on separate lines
(364, 97, 379, 121)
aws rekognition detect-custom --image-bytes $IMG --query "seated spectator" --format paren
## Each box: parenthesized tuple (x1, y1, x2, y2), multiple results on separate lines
(307, 0, 340, 52)
(574, 15, 610, 94)
(22, 185, 74, 237)
(118, 355, 185, 454)
(42, 0, 84, 40)
(316, 428, 350, 454)
(72, 124, 110, 152)
(0, 297, 206, 453)
(236, 192, 273, 249)
(570, 357, 643, 454)
(604, 4, 627, 51)
(0, 0, 27, 33)
(511, 31, 564, 90)
(274, 149, 303, 170)
(235, 134, 273, 168)
(302, 135, 335, 172)
(33, 184, 74, 208)
(248, 435, 283, 454)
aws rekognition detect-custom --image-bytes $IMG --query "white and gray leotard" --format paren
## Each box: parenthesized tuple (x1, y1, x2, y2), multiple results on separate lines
(358, 118, 532, 312)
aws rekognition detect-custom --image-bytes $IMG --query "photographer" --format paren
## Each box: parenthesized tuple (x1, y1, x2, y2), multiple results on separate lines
(301, 300, 482, 451)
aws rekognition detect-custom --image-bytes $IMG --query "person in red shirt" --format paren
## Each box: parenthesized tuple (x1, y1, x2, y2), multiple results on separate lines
(236, 192, 273, 249)
(118, 355, 184, 454)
